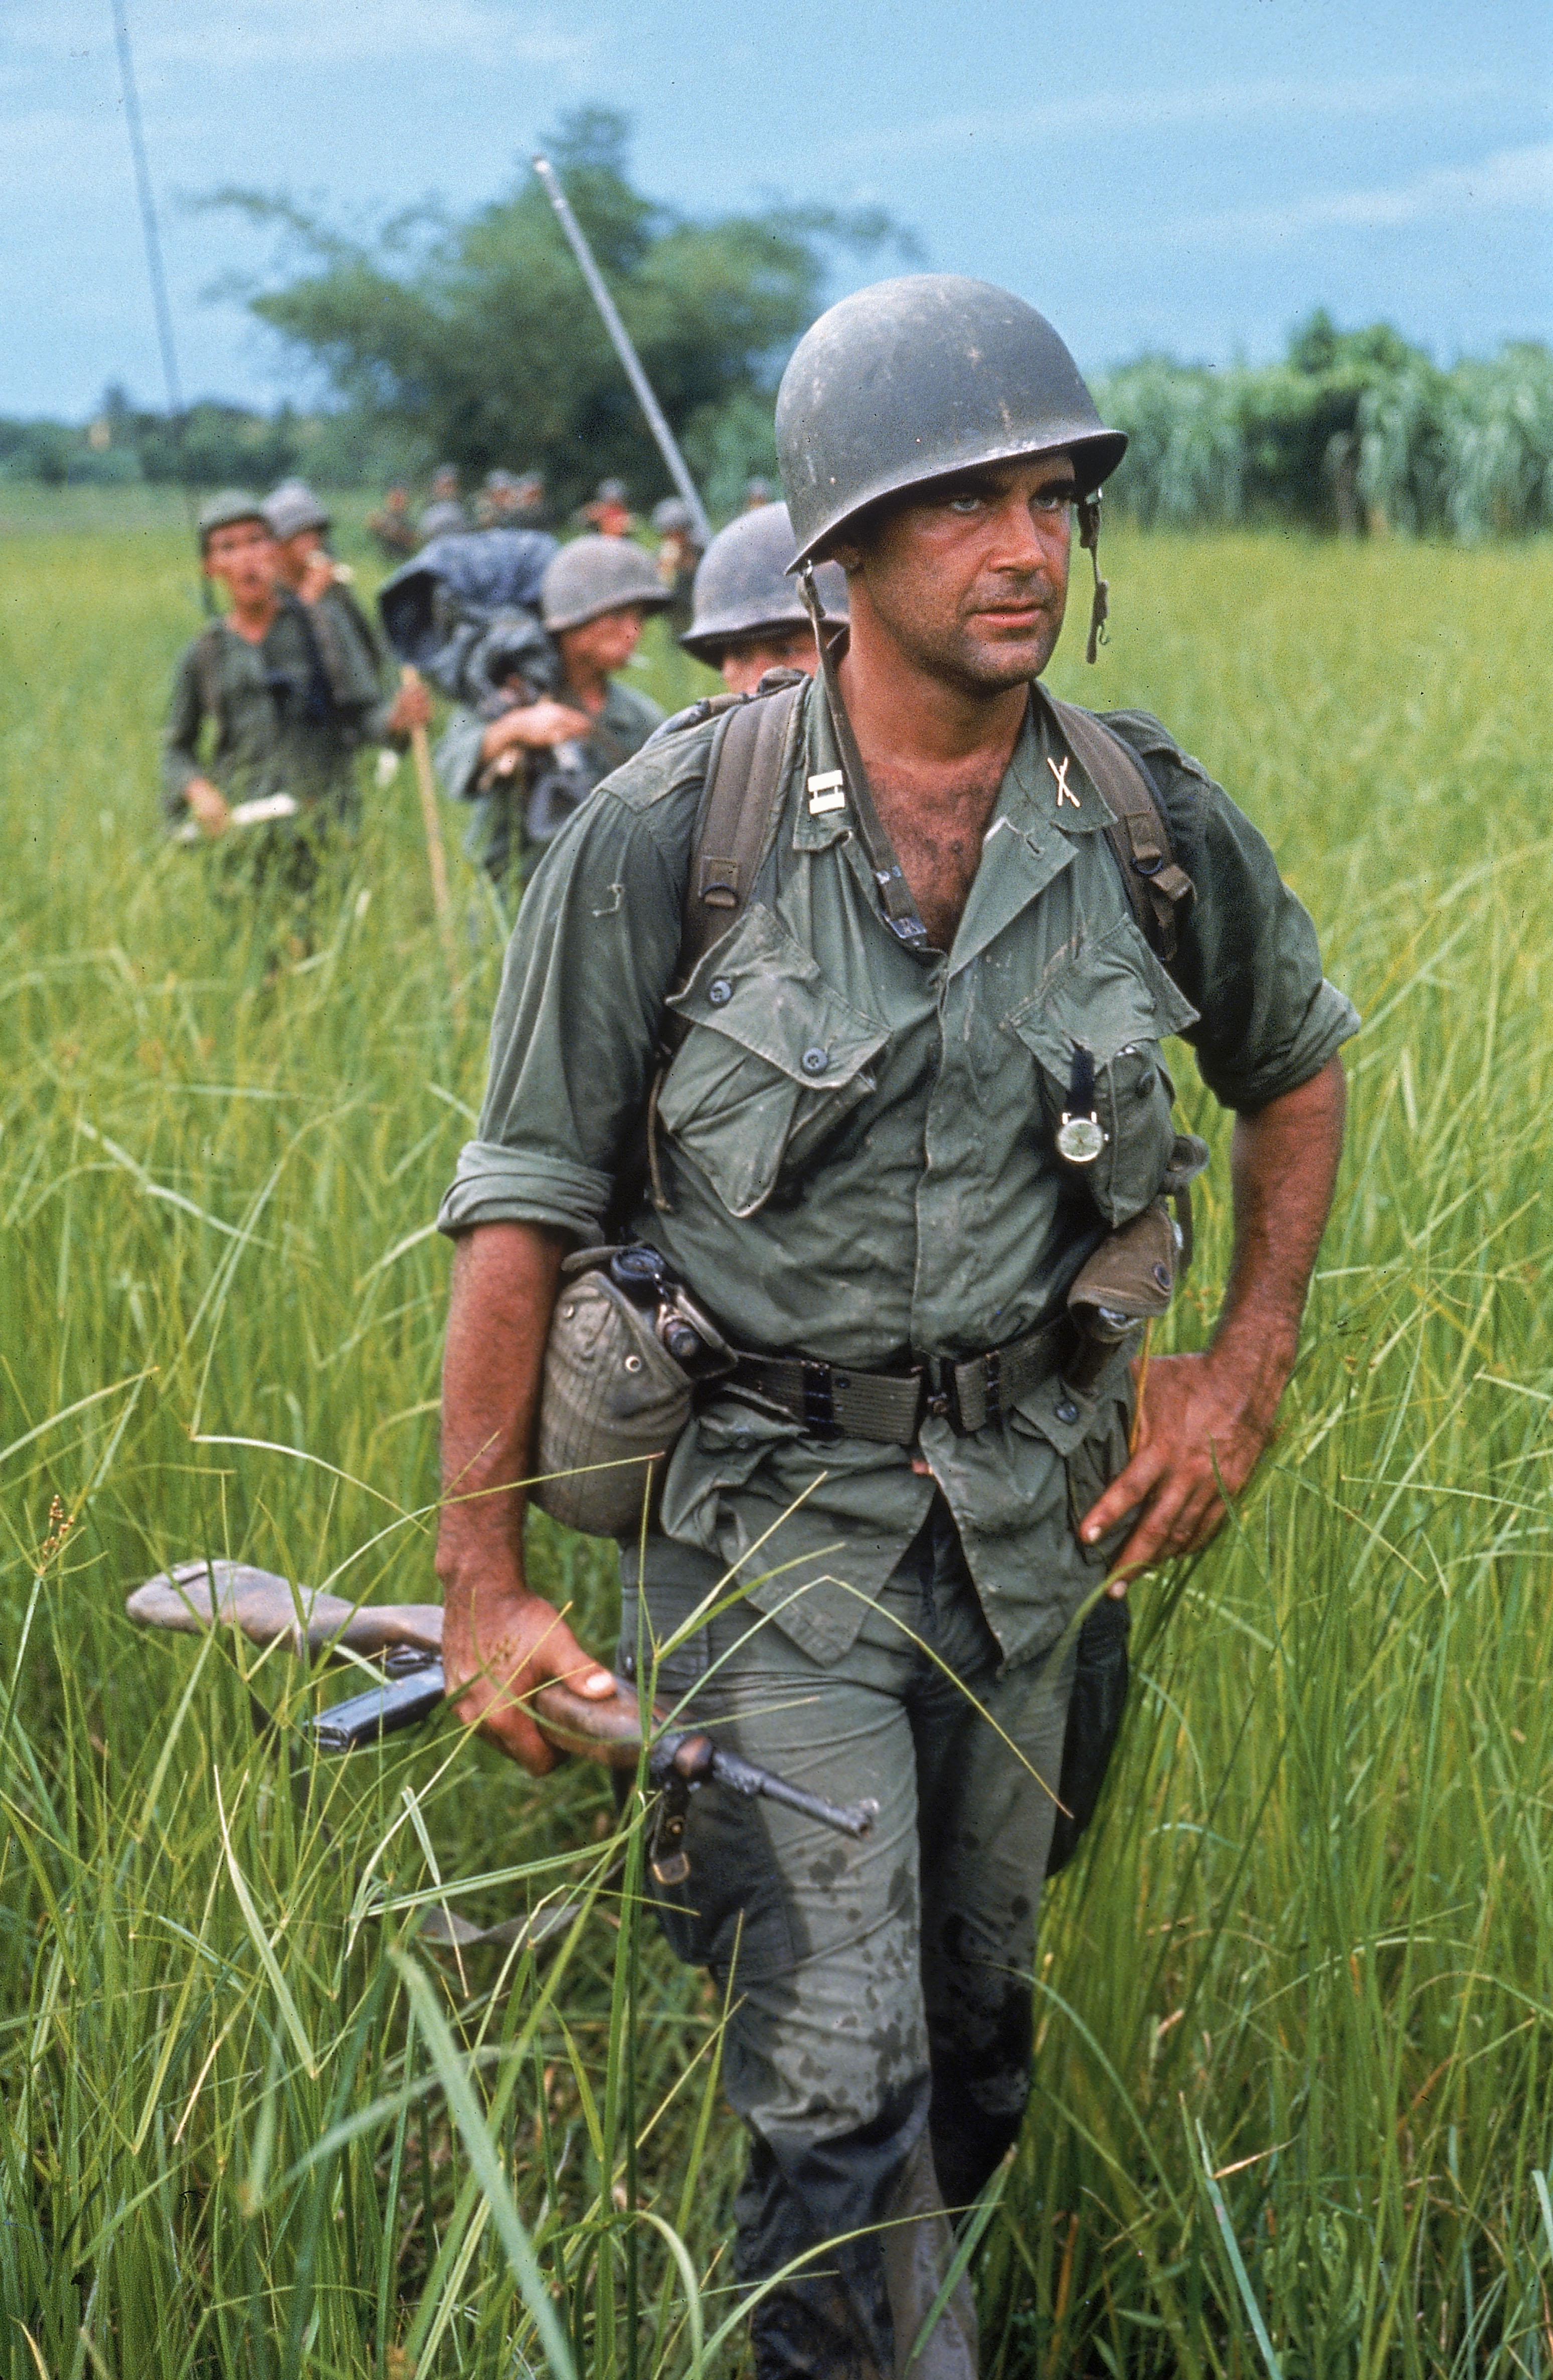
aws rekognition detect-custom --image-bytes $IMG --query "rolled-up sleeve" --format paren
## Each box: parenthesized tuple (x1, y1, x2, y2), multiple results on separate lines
(436, 736, 708, 1240)
(1109, 714, 1359, 1110)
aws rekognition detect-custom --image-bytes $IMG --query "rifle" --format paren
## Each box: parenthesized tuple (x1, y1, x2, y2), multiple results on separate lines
(126, 1561, 877, 1881)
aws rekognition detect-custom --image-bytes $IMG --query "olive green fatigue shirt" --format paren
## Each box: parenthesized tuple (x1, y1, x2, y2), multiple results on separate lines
(438, 681, 1358, 1668)
(161, 598, 379, 829)
(437, 677, 665, 879)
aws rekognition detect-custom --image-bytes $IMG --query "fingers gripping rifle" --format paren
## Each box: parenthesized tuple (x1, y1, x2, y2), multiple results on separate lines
(126, 1562, 876, 1884)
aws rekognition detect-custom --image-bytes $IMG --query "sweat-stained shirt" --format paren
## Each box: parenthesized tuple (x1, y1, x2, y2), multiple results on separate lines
(437, 678, 1358, 1669)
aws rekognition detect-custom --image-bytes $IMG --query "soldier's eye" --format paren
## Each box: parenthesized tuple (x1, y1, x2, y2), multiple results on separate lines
(947, 495, 983, 515)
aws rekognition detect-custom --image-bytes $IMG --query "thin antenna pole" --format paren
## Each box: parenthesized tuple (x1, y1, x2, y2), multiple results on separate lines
(533, 153, 712, 544)
(111, 1, 205, 580)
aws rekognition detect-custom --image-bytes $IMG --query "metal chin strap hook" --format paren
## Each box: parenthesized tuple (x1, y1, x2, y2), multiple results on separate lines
(1077, 492, 1110, 665)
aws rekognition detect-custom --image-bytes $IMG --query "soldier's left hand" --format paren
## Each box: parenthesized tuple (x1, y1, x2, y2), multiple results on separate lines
(387, 681, 433, 735)
(1078, 1349, 1279, 1591)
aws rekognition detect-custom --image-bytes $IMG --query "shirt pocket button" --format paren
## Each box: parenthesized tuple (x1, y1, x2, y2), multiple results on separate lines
(708, 979, 733, 1007)
(801, 1046, 830, 1075)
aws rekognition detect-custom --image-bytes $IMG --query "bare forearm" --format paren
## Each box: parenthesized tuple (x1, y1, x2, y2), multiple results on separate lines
(1079, 1052, 1347, 1570)
(1214, 1053, 1347, 1411)
(435, 1221, 615, 1767)
(436, 1221, 566, 1594)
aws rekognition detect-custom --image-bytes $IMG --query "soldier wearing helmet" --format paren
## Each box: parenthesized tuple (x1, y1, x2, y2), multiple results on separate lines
(261, 480, 429, 751)
(418, 464, 467, 543)
(435, 533, 669, 885)
(581, 475, 636, 537)
(680, 502, 846, 692)
(649, 495, 706, 632)
(161, 489, 418, 897)
(433, 277, 1356, 2377)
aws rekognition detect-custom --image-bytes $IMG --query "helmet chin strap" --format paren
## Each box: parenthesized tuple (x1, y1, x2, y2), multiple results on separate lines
(1077, 492, 1110, 665)
(797, 559, 831, 667)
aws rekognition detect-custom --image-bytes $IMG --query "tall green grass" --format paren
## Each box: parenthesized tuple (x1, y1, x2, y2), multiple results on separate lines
(1, 498, 1548, 2374)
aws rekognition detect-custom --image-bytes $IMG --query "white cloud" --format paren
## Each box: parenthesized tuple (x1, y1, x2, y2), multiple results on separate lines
(823, 71, 1516, 167)
(1152, 142, 1553, 247)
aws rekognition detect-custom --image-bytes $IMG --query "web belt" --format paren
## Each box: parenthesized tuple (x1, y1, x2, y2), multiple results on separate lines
(726, 1314, 1071, 1443)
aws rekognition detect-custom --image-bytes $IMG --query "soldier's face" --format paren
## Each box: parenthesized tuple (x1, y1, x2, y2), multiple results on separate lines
(559, 605, 644, 678)
(204, 519, 278, 603)
(277, 527, 324, 584)
(719, 627, 818, 695)
(838, 454, 1075, 694)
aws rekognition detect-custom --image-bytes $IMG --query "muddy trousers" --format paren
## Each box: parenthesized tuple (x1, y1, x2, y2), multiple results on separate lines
(620, 1499, 1076, 2379)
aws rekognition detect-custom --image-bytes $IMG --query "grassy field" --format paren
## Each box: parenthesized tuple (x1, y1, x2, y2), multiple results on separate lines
(0, 494, 1548, 2377)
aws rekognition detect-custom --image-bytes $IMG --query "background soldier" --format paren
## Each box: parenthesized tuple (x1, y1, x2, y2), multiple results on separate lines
(511, 469, 550, 530)
(581, 477, 635, 537)
(432, 276, 1357, 2377)
(419, 464, 467, 542)
(649, 495, 705, 633)
(475, 468, 523, 530)
(679, 501, 847, 692)
(365, 483, 417, 561)
(162, 492, 395, 924)
(436, 533, 668, 886)
(261, 480, 430, 751)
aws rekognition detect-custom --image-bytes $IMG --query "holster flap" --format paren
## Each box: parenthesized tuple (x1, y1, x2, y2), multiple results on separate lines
(1067, 1200, 1177, 1326)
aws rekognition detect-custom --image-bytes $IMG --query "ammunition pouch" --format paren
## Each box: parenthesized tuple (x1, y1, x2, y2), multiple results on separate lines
(1063, 1132, 1209, 1394)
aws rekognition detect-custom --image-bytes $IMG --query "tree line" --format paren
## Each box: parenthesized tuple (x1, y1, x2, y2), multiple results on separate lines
(6, 108, 1548, 541)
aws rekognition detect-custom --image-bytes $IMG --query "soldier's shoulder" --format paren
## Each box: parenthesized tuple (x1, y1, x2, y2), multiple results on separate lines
(597, 712, 718, 824)
(1096, 708, 1216, 791)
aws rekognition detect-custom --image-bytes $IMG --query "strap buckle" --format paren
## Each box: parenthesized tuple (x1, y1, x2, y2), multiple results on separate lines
(800, 1358, 839, 1439)
(921, 1355, 978, 1434)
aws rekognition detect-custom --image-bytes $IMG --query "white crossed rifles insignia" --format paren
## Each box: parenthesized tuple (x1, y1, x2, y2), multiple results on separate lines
(1048, 755, 1082, 810)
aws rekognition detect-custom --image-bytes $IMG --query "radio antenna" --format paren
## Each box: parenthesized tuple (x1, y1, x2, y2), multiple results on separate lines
(110, 2, 207, 594)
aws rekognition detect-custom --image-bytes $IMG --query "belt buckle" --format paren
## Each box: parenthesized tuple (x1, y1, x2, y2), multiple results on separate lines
(920, 1355, 963, 1433)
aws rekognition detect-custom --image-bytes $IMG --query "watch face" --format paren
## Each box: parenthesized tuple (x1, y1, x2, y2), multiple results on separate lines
(1057, 1114, 1107, 1166)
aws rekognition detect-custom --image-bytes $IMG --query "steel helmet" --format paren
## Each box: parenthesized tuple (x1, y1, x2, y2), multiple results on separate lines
(541, 535, 670, 632)
(776, 274, 1126, 567)
(196, 488, 267, 548)
(680, 503, 847, 663)
(650, 496, 698, 537)
(262, 479, 331, 540)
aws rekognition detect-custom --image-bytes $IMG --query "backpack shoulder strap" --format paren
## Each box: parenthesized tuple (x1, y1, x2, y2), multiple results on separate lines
(677, 674, 807, 988)
(639, 675, 806, 1214)
(1045, 692, 1194, 965)
(193, 621, 224, 726)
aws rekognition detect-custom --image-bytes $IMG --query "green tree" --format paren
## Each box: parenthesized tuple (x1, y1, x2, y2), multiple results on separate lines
(209, 107, 911, 517)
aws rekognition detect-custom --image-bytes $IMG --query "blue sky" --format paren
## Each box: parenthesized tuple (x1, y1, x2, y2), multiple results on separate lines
(5, 0, 1549, 419)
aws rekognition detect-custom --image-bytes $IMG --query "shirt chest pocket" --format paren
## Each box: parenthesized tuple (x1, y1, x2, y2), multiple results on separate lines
(657, 903, 891, 1219)
(1003, 912, 1199, 1225)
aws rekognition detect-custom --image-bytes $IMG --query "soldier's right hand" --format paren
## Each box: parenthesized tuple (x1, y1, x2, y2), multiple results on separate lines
(480, 699, 593, 763)
(440, 1579, 618, 1774)
(185, 778, 231, 838)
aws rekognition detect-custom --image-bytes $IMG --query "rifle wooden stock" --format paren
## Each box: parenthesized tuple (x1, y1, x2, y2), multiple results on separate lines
(126, 1560, 646, 1759)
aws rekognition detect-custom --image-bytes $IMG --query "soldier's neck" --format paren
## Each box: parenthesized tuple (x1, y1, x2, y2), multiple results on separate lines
(563, 661, 609, 715)
(225, 589, 281, 645)
(837, 637, 1026, 798)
